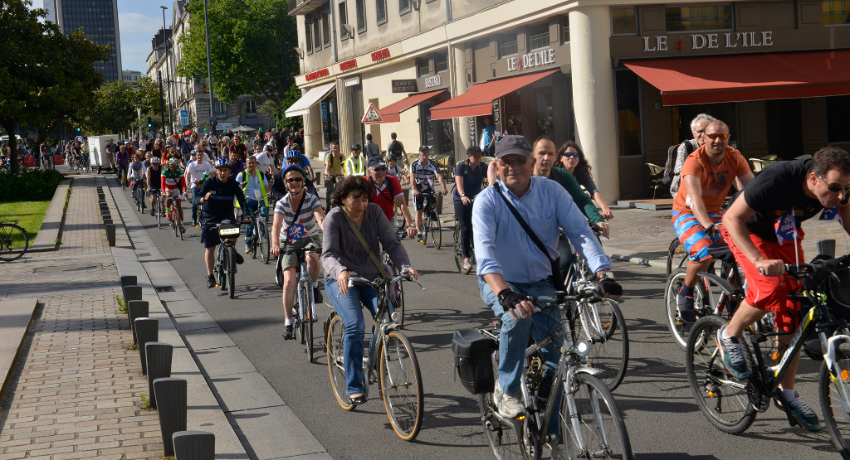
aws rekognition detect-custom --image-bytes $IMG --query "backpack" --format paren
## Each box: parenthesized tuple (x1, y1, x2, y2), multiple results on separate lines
(663, 141, 696, 185)
(388, 140, 403, 156)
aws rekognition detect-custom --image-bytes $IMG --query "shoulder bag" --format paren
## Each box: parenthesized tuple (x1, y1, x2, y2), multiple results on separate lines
(341, 207, 389, 279)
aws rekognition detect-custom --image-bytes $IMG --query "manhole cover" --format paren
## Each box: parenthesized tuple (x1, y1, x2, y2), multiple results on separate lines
(33, 263, 103, 274)
(154, 286, 175, 292)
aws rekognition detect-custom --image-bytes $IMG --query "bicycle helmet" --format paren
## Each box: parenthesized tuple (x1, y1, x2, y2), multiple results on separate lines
(285, 150, 301, 160)
(167, 158, 180, 165)
(350, 143, 362, 151)
(150, 157, 161, 165)
(215, 158, 232, 169)
(281, 165, 307, 181)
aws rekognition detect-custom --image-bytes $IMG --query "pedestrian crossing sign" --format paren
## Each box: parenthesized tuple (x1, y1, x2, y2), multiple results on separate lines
(361, 103, 383, 124)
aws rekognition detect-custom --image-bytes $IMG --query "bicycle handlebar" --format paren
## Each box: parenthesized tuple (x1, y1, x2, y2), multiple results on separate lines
(346, 270, 423, 291)
(283, 243, 320, 255)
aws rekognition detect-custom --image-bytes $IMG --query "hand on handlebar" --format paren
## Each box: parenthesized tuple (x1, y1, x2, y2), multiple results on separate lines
(405, 226, 417, 240)
(756, 259, 785, 277)
(498, 289, 536, 320)
(337, 271, 351, 296)
(595, 279, 622, 299)
(271, 242, 280, 256)
(596, 222, 610, 239)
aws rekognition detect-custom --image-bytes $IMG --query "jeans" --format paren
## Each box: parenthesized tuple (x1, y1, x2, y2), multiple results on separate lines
(454, 201, 474, 259)
(325, 278, 379, 395)
(191, 188, 202, 224)
(243, 200, 269, 243)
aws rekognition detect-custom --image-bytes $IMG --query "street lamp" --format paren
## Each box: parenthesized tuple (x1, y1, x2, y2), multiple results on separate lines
(161, 5, 174, 135)
(203, 0, 216, 136)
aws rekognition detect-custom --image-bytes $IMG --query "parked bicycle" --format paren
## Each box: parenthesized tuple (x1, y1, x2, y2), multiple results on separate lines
(326, 271, 425, 441)
(417, 191, 441, 249)
(0, 221, 29, 262)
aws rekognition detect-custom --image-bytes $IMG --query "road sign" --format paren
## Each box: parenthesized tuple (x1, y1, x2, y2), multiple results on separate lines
(361, 103, 383, 124)
(148, 131, 154, 137)
(180, 109, 189, 126)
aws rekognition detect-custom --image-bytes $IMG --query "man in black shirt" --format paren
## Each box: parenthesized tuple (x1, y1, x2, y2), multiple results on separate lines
(198, 159, 252, 288)
(719, 147, 850, 432)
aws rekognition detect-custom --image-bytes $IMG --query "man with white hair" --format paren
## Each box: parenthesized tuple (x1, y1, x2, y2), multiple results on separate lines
(668, 113, 716, 194)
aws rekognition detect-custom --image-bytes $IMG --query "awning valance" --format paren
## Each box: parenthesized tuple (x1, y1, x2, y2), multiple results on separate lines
(430, 70, 558, 120)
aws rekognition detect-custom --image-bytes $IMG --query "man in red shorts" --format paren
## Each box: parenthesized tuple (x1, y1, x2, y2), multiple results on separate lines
(671, 120, 753, 322)
(720, 146, 850, 432)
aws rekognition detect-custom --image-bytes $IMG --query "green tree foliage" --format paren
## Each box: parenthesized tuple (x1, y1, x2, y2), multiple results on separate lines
(259, 86, 303, 131)
(0, 0, 108, 173)
(76, 77, 165, 136)
(176, 0, 300, 128)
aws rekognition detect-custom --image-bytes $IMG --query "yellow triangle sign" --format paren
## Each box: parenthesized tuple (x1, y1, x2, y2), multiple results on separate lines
(361, 103, 384, 124)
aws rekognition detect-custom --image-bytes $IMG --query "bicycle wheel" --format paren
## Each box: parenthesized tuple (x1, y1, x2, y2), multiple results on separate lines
(664, 268, 709, 350)
(306, 284, 315, 363)
(556, 373, 633, 460)
(430, 211, 441, 249)
(394, 276, 406, 328)
(0, 223, 29, 262)
(251, 225, 258, 259)
(172, 212, 179, 237)
(421, 212, 429, 245)
(394, 207, 406, 233)
(572, 300, 629, 391)
(275, 256, 284, 287)
(178, 210, 184, 241)
(327, 313, 354, 411)
(218, 248, 228, 291)
(227, 246, 236, 298)
(820, 354, 850, 459)
(454, 225, 464, 272)
(685, 315, 756, 434)
(380, 330, 424, 441)
(260, 222, 270, 264)
(666, 238, 687, 277)
(157, 199, 162, 229)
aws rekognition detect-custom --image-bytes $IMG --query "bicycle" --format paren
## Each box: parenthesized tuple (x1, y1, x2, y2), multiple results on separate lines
(280, 242, 320, 362)
(326, 271, 425, 441)
(474, 288, 633, 460)
(418, 191, 441, 249)
(380, 249, 407, 327)
(213, 221, 246, 299)
(453, 211, 476, 274)
(165, 193, 186, 240)
(150, 191, 164, 229)
(131, 177, 147, 213)
(685, 255, 850, 456)
(0, 221, 29, 262)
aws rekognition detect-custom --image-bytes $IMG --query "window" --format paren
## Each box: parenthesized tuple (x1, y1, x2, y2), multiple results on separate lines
(356, 0, 366, 32)
(339, 2, 349, 39)
(376, 0, 387, 24)
(246, 100, 257, 117)
(528, 23, 550, 50)
(666, 5, 732, 32)
(498, 32, 518, 58)
(418, 58, 430, 77)
(435, 51, 448, 73)
(322, 12, 330, 45)
(399, 0, 410, 13)
(612, 7, 637, 35)
(214, 102, 227, 117)
(616, 71, 642, 156)
(563, 16, 570, 43)
(313, 19, 321, 49)
(827, 95, 850, 142)
(823, 1, 850, 25)
(306, 21, 313, 53)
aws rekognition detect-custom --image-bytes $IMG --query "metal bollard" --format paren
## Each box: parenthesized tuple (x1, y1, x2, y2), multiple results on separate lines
(127, 300, 149, 343)
(123, 285, 142, 303)
(153, 378, 187, 457)
(105, 224, 116, 246)
(120, 276, 137, 289)
(134, 318, 158, 375)
(103, 218, 113, 226)
(145, 342, 172, 409)
(173, 431, 215, 460)
(817, 239, 837, 259)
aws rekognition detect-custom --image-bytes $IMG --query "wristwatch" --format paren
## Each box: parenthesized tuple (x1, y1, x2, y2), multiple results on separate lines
(598, 271, 616, 281)
(461, 193, 466, 197)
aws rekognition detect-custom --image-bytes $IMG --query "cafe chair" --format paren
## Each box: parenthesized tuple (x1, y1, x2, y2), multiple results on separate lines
(646, 163, 665, 199)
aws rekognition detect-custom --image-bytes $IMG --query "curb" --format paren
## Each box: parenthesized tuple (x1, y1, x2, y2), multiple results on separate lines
(29, 178, 72, 252)
(0, 297, 39, 401)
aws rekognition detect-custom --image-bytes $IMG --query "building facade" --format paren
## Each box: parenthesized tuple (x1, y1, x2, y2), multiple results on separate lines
(287, 0, 850, 200)
(121, 70, 142, 84)
(48, 0, 123, 83)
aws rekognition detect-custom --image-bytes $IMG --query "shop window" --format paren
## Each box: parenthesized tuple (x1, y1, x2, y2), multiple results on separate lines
(612, 7, 637, 35)
(666, 5, 733, 32)
(823, 1, 850, 25)
(214, 102, 227, 118)
(356, 0, 366, 32)
(339, 3, 349, 39)
(313, 20, 321, 50)
(376, 0, 387, 24)
(321, 94, 339, 150)
(418, 58, 430, 77)
(827, 95, 850, 142)
(534, 87, 554, 139)
(400, 0, 410, 14)
(305, 22, 313, 53)
(246, 100, 257, 118)
(322, 12, 330, 46)
(503, 91, 522, 136)
(498, 32, 518, 58)
(435, 51, 448, 73)
(528, 23, 550, 51)
(563, 16, 570, 43)
(615, 70, 642, 157)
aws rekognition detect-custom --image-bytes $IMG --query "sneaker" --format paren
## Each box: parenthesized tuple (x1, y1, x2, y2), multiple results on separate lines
(715, 326, 751, 379)
(245, 244, 252, 254)
(206, 274, 216, 289)
(283, 325, 294, 340)
(677, 289, 696, 323)
(313, 287, 323, 304)
(193, 220, 199, 227)
(149, 209, 155, 216)
(776, 391, 822, 431)
(494, 381, 526, 418)
(462, 259, 473, 272)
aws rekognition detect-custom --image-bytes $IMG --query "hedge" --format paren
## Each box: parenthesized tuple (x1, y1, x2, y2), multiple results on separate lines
(0, 169, 64, 202)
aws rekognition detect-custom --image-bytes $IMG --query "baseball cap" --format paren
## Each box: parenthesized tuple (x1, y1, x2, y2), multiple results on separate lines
(419, 145, 431, 152)
(495, 135, 532, 159)
(368, 156, 386, 169)
(467, 146, 482, 155)
(351, 143, 362, 151)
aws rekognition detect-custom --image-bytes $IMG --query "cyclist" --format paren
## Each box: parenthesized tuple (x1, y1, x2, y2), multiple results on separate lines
(672, 120, 753, 323)
(454, 146, 488, 272)
(146, 157, 163, 216)
(255, 140, 278, 178)
(386, 154, 406, 184)
(473, 136, 621, 450)
(115, 144, 130, 184)
(344, 144, 366, 177)
(410, 145, 447, 241)
(236, 155, 270, 253)
(366, 156, 416, 239)
(324, 140, 345, 209)
(128, 154, 147, 206)
(185, 150, 214, 227)
(197, 158, 251, 289)
(718, 147, 850, 432)
(558, 141, 615, 221)
(270, 165, 325, 340)
(161, 158, 188, 233)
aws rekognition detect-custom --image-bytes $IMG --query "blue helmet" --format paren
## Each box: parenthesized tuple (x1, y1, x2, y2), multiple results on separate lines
(285, 149, 301, 160)
(215, 158, 232, 169)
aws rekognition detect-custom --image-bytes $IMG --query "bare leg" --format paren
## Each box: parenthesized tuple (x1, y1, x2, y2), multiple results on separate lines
(282, 267, 297, 320)
(204, 247, 215, 276)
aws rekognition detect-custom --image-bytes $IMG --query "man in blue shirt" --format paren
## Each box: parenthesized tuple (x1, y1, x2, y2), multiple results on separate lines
(479, 116, 496, 156)
(472, 135, 622, 427)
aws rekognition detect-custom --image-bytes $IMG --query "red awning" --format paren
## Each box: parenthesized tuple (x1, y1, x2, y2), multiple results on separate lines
(430, 70, 558, 120)
(379, 90, 446, 123)
(624, 50, 850, 106)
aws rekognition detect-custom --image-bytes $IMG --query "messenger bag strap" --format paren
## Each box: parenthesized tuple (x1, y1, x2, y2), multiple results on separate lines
(341, 207, 390, 279)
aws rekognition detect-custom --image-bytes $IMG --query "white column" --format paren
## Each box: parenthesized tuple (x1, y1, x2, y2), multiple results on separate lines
(451, 43, 470, 157)
(336, 79, 352, 152)
(569, 6, 619, 201)
(304, 95, 322, 159)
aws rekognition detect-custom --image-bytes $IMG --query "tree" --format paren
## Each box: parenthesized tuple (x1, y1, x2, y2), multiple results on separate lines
(259, 86, 303, 131)
(0, 0, 108, 173)
(76, 77, 165, 136)
(176, 0, 300, 126)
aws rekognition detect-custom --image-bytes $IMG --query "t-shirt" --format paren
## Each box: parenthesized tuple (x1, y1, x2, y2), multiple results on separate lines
(410, 158, 439, 193)
(368, 175, 403, 221)
(673, 145, 750, 214)
(387, 164, 404, 178)
(236, 170, 268, 202)
(573, 170, 600, 197)
(480, 125, 495, 149)
(186, 161, 214, 188)
(733, 158, 828, 243)
(198, 176, 247, 219)
(363, 141, 380, 159)
(254, 151, 275, 174)
(161, 168, 186, 191)
(453, 161, 487, 205)
(274, 191, 322, 239)
(324, 152, 345, 176)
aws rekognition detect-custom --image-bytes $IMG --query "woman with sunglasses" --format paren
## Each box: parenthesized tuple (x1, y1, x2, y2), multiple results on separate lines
(454, 146, 487, 272)
(558, 141, 614, 220)
(271, 165, 326, 340)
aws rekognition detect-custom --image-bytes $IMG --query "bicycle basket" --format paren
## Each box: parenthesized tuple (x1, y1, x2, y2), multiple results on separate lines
(451, 329, 497, 395)
(828, 268, 850, 321)
(218, 224, 240, 239)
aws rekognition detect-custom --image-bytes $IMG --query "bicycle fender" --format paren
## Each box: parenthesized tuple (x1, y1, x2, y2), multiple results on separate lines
(697, 271, 739, 297)
(825, 334, 850, 415)
(573, 365, 603, 377)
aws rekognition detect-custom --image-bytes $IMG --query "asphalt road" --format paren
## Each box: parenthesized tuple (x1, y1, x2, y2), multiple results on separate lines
(125, 186, 843, 460)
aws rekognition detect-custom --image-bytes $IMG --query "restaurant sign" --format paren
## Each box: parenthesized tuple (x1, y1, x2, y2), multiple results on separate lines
(306, 68, 330, 82)
(642, 31, 774, 52)
(507, 48, 556, 72)
(392, 80, 418, 93)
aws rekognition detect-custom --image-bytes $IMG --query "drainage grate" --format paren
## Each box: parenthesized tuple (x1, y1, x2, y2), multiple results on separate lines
(137, 252, 151, 257)
(154, 286, 175, 293)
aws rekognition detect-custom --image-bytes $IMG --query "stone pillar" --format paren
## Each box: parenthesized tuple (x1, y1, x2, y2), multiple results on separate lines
(569, 6, 620, 201)
(303, 94, 322, 160)
(336, 79, 353, 154)
(452, 43, 471, 157)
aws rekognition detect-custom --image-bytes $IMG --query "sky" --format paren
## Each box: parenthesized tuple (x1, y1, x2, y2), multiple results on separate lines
(32, 0, 169, 75)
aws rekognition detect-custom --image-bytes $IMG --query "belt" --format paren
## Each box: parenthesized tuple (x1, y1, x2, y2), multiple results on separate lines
(535, 276, 554, 284)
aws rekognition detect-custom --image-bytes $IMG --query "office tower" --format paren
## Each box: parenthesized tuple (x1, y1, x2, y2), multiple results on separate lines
(47, 0, 123, 83)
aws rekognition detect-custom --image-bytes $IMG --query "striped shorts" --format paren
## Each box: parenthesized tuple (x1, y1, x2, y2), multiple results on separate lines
(671, 211, 722, 263)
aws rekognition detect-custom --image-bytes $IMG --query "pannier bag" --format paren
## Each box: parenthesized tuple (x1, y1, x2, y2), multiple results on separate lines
(451, 329, 496, 395)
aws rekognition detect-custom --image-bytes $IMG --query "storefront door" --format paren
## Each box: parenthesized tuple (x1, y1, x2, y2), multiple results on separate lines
(321, 94, 339, 150)
(420, 92, 455, 156)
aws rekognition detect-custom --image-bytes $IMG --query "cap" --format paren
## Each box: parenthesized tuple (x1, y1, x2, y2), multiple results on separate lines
(467, 146, 483, 155)
(350, 143, 362, 151)
(419, 145, 431, 152)
(495, 135, 532, 159)
(368, 156, 387, 169)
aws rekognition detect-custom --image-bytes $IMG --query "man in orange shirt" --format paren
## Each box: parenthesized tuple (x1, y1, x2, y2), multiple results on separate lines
(671, 120, 754, 322)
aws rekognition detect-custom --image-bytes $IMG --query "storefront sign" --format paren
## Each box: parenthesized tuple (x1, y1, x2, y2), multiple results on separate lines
(343, 76, 361, 87)
(217, 122, 233, 130)
(306, 68, 330, 81)
(371, 48, 391, 62)
(339, 59, 358, 71)
(469, 117, 476, 145)
(492, 100, 500, 127)
(240, 118, 263, 125)
(642, 31, 774, 52)
(507, 48, 556, 72)
(425, 75, 442, 89)
(392, 80, 418, 93)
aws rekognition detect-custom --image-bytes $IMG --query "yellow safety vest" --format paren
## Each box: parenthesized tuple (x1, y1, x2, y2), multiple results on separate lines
(345, 155, 366, 176)
(235, 170, 268, 208)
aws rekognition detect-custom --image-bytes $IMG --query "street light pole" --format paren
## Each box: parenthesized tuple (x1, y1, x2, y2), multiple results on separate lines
(203, 0, 216, 136)
(161, 6, 174, 136)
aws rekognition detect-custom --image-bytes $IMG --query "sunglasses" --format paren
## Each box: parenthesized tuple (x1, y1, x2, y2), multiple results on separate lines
(498, 156, 529, 167)
(562, 152, 579, 158)
(373, 166, 387, 172)
(705, 133, 731, 140)
(470, 154, 482, 158)
(818, 175, 850, 193)
(286, 177, 304, 183)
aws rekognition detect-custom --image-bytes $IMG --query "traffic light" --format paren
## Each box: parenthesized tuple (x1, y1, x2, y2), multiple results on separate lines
(76, 127, 81, 132)
(147, 117, 152, 128)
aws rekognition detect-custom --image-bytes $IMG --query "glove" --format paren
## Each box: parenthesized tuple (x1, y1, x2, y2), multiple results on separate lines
(595, 279, 623, 298)
(497, 289, 530, 311)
